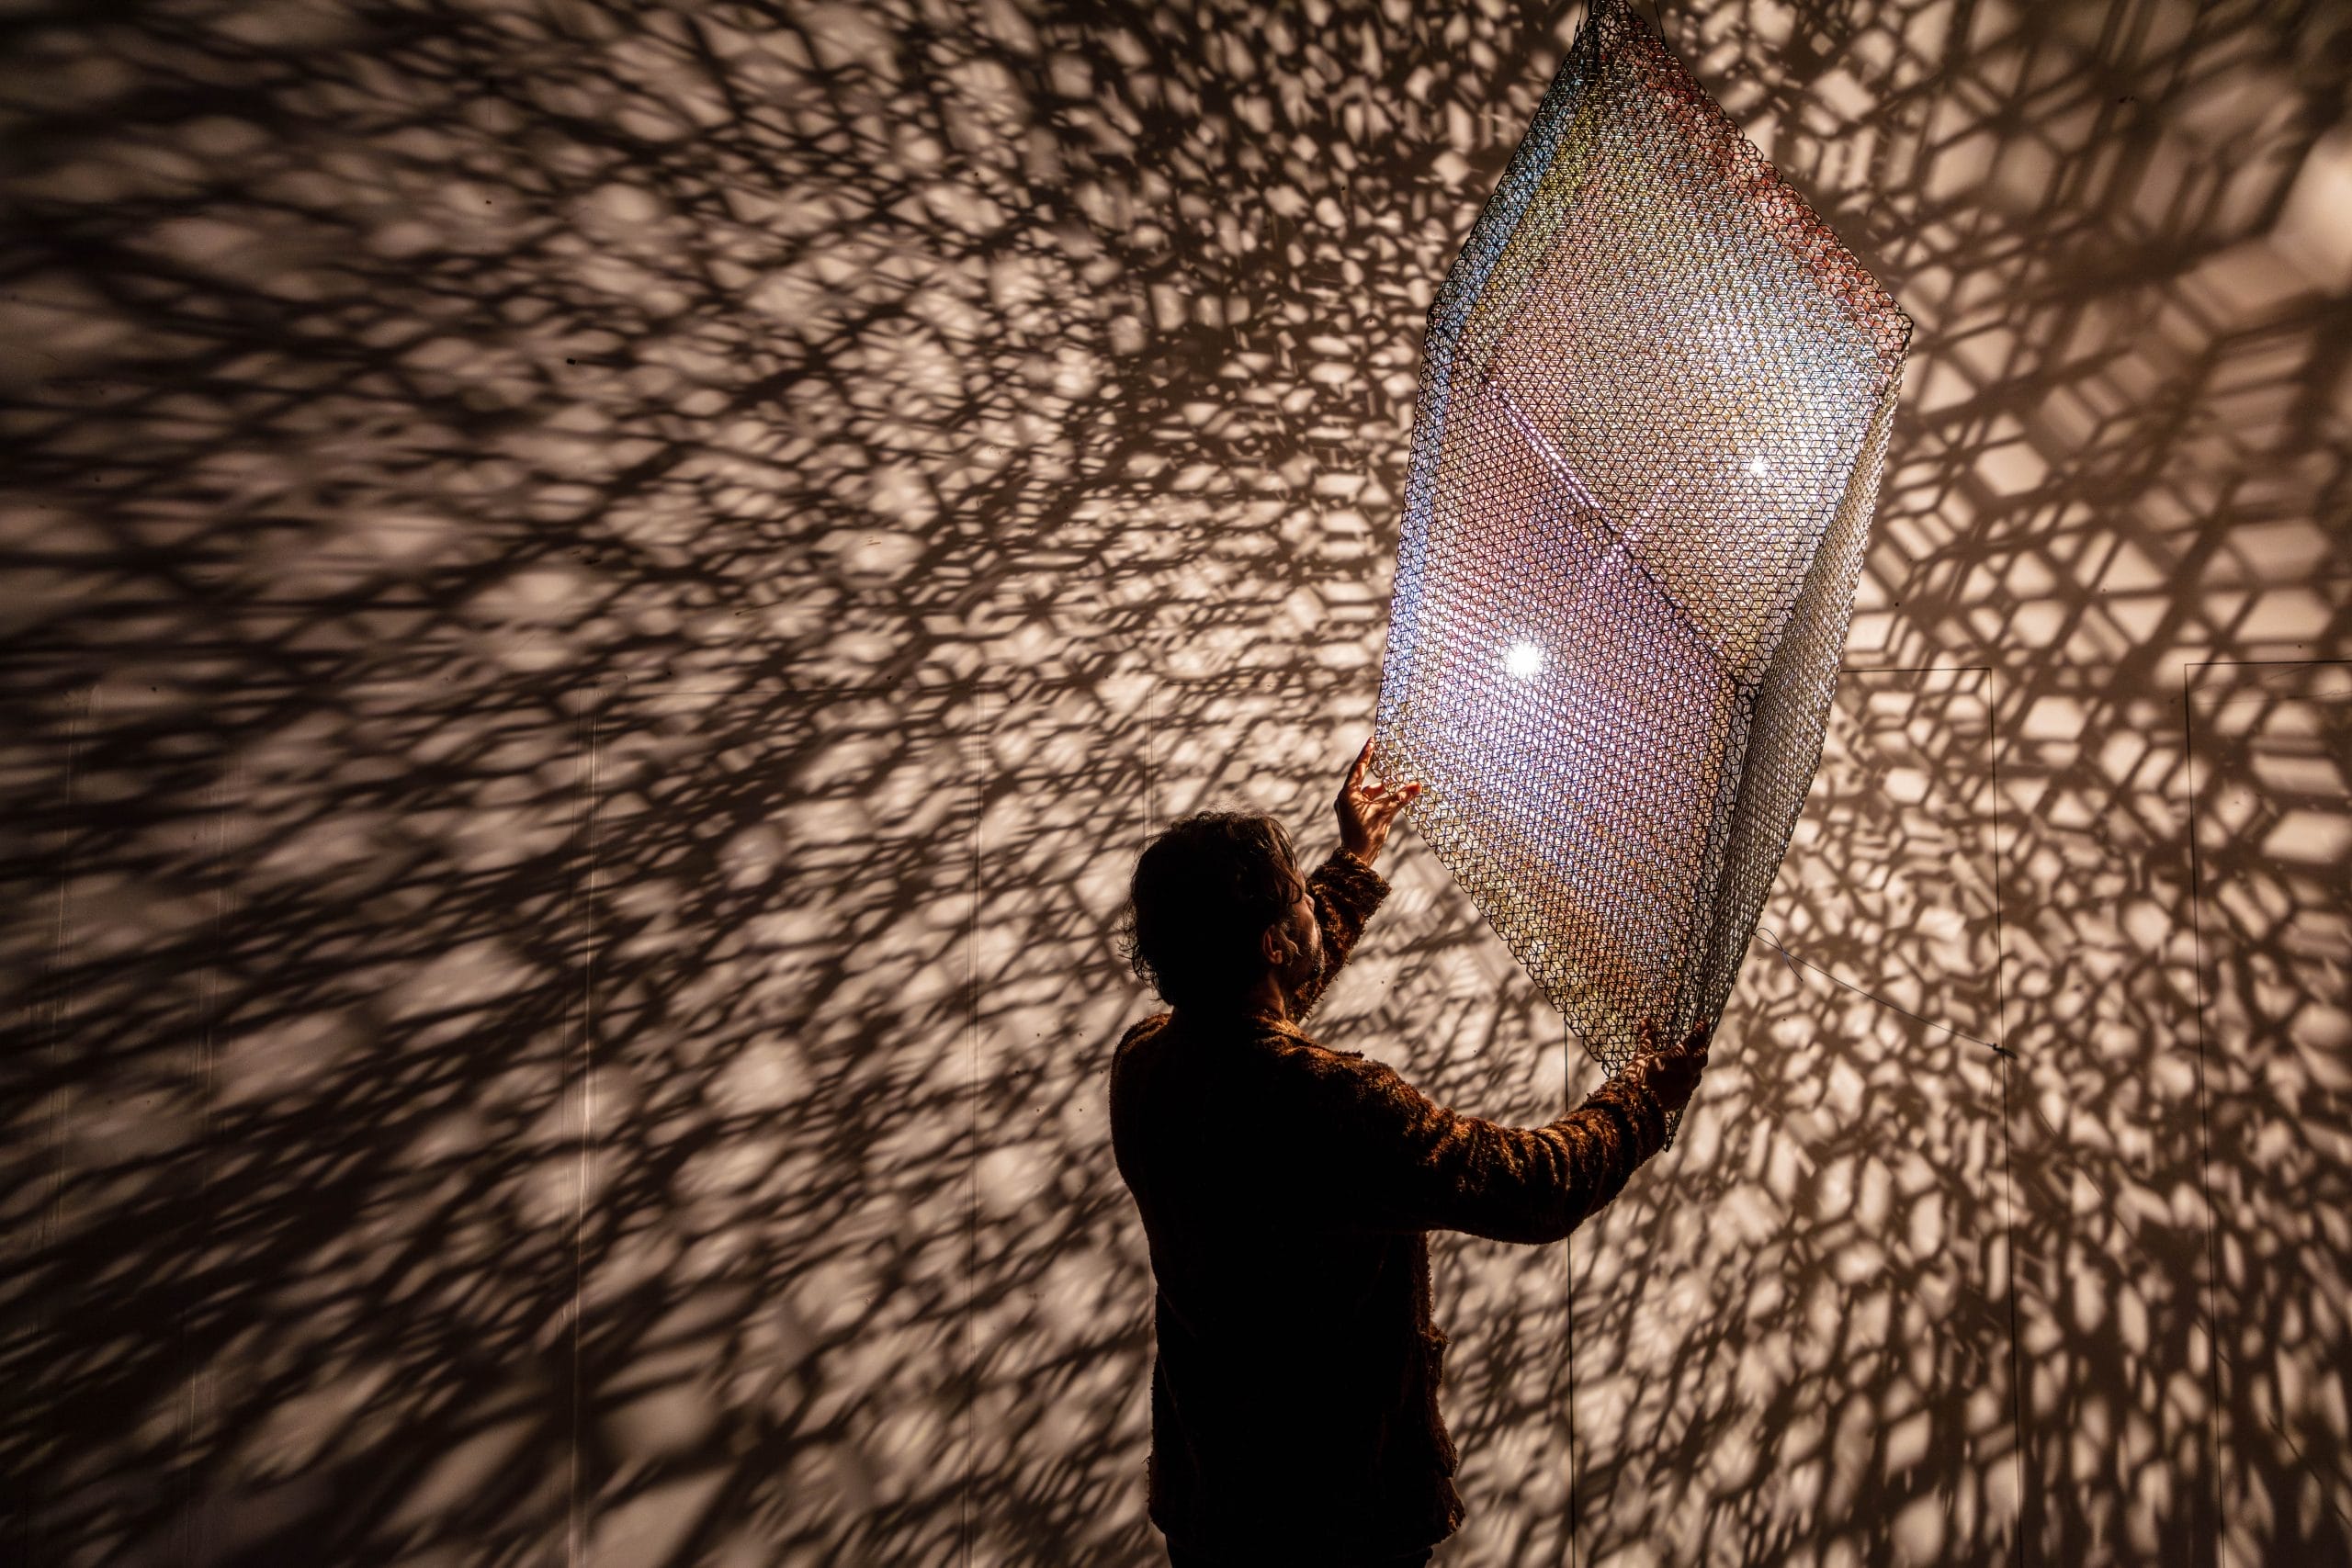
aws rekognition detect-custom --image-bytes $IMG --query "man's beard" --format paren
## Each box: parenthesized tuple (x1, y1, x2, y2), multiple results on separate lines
(1283, 942, 1329, 1021)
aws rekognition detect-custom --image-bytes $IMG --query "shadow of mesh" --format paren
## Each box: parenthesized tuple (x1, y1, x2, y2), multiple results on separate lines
(1373, 0, 1912, 1128)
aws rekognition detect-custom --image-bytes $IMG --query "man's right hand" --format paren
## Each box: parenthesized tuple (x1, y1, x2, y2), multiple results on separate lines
(1636, 1020, 1713, 1115)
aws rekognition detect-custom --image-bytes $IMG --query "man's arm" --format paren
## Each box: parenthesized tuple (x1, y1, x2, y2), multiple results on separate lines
(1291, 734, 1419, 1021)
(1292, 847, 1387, 1021)
(1273, 1043, 1690, 1244)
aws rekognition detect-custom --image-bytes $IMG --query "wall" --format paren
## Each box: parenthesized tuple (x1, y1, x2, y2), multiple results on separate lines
(2, 0, 2346, 1563)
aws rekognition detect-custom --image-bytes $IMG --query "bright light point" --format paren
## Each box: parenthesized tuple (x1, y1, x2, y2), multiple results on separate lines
(1505, 640, 1544, 678)
(1747, 455, 1770, 477)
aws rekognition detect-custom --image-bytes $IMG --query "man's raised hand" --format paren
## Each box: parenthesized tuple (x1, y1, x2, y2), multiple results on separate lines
(1336, 735, 1421, 867)
(1636, 1019, 1713, 1115)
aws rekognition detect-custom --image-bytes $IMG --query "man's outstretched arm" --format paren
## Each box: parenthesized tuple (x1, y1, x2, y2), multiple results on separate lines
(1293, 735, 1421, 1020)
(1294, 847, 1388, 1020)
(1273, 1026, 1711, 1243)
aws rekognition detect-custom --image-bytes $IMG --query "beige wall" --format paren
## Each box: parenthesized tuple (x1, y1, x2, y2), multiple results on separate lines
(2, 0, 2346, 1563)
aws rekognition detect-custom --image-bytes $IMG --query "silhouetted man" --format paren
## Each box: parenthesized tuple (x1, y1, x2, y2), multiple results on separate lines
(1110, 736, 1709, 1567)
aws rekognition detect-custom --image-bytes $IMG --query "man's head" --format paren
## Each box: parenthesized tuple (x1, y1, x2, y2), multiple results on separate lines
(1114, 811, 1324, 1017)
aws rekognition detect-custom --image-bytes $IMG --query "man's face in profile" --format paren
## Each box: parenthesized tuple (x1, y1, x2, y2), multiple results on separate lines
(1270, 865, 1324, 1009)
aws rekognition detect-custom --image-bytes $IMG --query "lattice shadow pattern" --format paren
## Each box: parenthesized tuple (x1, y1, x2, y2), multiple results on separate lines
(1373, 0, 1912, 1112)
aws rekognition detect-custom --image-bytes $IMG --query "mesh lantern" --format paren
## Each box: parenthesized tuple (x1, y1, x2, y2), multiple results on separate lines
(1373, 0, 1913, 1115)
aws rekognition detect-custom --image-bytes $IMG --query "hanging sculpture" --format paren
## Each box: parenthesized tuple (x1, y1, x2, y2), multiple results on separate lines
(1373, 0, 1912, 1123)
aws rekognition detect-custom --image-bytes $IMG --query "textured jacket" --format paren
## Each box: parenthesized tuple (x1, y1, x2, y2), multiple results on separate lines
(1108, 847, 1675, 1563)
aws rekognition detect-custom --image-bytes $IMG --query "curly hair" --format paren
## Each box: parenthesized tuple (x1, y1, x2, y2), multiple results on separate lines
(1114, 811, 1304, 1013)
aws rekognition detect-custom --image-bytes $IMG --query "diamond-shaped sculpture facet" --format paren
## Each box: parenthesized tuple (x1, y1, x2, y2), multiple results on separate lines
(1373, 0, 1911, 1101)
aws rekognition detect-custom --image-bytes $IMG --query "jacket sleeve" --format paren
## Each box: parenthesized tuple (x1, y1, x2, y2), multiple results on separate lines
(1281, 1045, 1675, 1244)
(1291, 847, 1388, 1022)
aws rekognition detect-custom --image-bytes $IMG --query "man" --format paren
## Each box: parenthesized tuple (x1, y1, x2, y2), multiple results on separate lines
(1109, 736, 1710, 1566)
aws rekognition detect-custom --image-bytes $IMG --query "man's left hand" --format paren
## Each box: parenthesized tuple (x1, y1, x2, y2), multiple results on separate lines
(1336, 735, 1420, 866)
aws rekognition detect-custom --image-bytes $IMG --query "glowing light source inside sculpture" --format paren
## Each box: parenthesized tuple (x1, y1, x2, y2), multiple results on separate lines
(1373, 0, 1911, 1119)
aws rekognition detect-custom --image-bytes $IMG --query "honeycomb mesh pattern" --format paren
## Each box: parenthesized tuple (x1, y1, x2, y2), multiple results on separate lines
(1373, 0, 1911, 1119)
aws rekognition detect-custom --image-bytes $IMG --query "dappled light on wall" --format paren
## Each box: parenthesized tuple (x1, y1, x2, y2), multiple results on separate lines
(0, 0, 2344, 1562)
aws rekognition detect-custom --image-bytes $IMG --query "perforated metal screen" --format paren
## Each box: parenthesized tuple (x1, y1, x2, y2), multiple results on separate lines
(1373, 0, 1911, 1106)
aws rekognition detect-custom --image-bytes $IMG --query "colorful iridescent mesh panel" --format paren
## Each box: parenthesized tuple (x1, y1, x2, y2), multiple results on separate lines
(1373, 0, 1911, 1112)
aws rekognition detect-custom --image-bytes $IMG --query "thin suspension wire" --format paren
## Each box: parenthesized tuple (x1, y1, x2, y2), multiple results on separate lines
(1578, 923, 2006, 1068)
(1754, 924, 2007, 1054)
